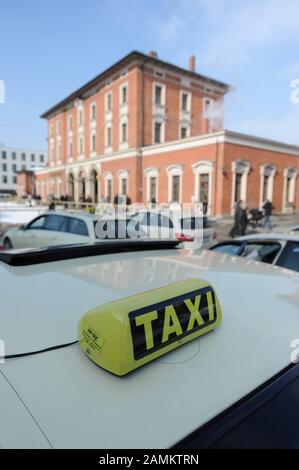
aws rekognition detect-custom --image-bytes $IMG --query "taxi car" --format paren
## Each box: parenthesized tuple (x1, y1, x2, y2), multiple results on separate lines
(0, 211, 145, 250)
(209, 233, 299, 272)
(0, 241, 299, 448)
(130, 209, 216, 248)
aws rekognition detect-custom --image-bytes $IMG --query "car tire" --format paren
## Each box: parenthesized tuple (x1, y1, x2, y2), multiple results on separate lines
(3, 238, 13, 250)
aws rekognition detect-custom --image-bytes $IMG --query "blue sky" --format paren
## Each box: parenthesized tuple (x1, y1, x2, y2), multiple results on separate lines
(1, 0, 299, 150)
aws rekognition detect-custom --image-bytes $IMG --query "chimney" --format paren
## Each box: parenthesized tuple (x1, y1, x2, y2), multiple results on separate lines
(149, 50, 158, 59)
(189, 55, 196, 72)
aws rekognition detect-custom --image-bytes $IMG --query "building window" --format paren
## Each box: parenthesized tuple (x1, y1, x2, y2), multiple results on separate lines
(21, 153, 26, 161)
(79, 136, 84, 155)
(12, 152, 16, 160)
(181, 92, 189, 111)
(106, 93, 112, 112)
(22, 164, 26, 171)
(199, 173, 209, 204)
(50, 147, 54, 162)
(57, 144, 62, 161)
(121, 178, 128, 195)
(154, 122, 162, 144)
(262, 174, 269, 203)
(40, 154, 44, 163)
(172, 175, 180, 203)
(12, 164, 17, 173)
(2, 163, 7, 172)
(149, 177, 157, 202)
(68, 115, 73, 130)
(2, 175, 7, 183)
(91, 133, 96, 152)
(68, 141, 73, 158)
(31, 153, 35, 162)
(154, 85, 163, 105)
(50, 125, 54, 137)
(107, 179, 112, 203)
(121, 85, 128, 105)
(91, 103, 96, 120)
(13, 176, 17, 184)
(180, 126, 188, 139)
(78, 109, 83, 126)
(121, 122, 127, 143)
(56, 121, 61, 136)
(106, 126, 112, 147)
(234, 173, 242, 203)
(2, 151, 6, 159)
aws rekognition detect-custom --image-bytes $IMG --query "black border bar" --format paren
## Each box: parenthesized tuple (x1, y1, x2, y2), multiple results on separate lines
(0, 239, 180, 266)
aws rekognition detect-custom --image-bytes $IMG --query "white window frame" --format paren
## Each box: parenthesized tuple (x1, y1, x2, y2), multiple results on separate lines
(90, 129, 97, 154)
(231, 160, 251, 213)
(78, 135, 85, 158)
(105, 124, 113, 152)
(90, 102, 97, 121)
(103, 172, 113, 201)
(153, 82, 165, 106)
(259, 164, 276, 208)
(180, 90, 191, 112)
(179, 123, 190, 139)
(283, 167, 297, 213)
(166, 165, 183, 204)
(152, 119, 165, 145)
(144, 167, 159, 203)
(192, 161, 213, 215)
(119, 83, 128, 106)
(68, 113, 73, 131)
(117, 170, 129, 195)
(105, 92, 113, 112)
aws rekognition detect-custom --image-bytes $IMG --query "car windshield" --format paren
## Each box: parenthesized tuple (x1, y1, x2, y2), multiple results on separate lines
(211, 243, 242, 255)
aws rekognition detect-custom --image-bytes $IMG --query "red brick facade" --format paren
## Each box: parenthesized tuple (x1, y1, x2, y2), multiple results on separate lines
(35, 51, 299, 215)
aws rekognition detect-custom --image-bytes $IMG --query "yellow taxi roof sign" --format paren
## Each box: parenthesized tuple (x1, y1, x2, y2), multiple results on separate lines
(78, 278, 222, 376)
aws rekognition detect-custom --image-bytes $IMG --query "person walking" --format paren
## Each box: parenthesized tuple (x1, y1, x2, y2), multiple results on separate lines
(263, 200, 273, 230)
(239, 202, 248, 236)
(229, 200, 243, 237)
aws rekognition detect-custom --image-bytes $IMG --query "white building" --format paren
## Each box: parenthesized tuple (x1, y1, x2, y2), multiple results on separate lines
(0, 146, 47, 194)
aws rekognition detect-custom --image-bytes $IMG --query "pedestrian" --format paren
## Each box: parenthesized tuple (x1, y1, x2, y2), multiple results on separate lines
(202, 195, 208, 215)
(239, 202, 248, 236)
(229, 200, 242, 237)
(263, 199, 273, 230)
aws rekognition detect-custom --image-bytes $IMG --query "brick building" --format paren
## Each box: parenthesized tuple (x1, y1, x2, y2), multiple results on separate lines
(35, 51, 299, 215)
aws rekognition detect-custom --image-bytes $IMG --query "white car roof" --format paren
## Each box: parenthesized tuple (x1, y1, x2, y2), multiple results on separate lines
(1, 248, 299, 448)
(236, 232, 299, 243)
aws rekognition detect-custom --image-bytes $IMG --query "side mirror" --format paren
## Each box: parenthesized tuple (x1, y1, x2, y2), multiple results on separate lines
(19, 224, 27, 231)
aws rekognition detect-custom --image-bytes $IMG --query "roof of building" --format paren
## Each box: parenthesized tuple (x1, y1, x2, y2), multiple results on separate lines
(41, 50, 230, 119)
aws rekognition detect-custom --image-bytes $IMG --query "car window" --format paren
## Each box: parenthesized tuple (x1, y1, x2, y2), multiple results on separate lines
(210, 243, 242, 255)
(44, 215, 64, 232)
(59, 217, 69, 233)
(68, 217, 89, 236)
(27, 215, 47, 230)
(160, 215, 173, 228)
(242, 242, 281, 264)
(276, 241, 299, 272)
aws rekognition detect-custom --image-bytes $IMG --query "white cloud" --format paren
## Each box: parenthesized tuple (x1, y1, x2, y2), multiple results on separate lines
(153, 0, 299, 70)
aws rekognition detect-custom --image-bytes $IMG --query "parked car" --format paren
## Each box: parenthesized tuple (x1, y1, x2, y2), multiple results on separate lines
(209, 233, 299, 272)
(130, 210, 216, 249)
(1, 242, 299, 448)
(0, 211, 145, 250)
